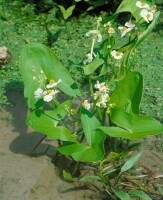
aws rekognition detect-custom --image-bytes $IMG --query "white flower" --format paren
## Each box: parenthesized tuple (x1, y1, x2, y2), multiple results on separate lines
(86, 30, 102, 42)
(140, 9, 154, 23)
(111, 50, 123, 60)
(97, 33, 102, 42)
(136, 1, 150, 9)
(82, 100, 91, 110)
(94, 90, 100, 100)
(34, 88, 47, 99)
(43, 89, 59, 102)
(118, 26, 132, 37)
(93, 81, 111, 108)
(83, 53, 93, 65)
(151, 5, 157, 13)
(94, 81, 110, 93)
(108, 27, 115, 36)
(125, 20, 137, 29)
(46, 79, 62, 89)
(96, 94, 110, 108)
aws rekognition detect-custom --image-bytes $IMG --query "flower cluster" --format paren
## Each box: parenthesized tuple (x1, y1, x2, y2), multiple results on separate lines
(94, 81, 110, 108)
(82, 81, 115, 110)
(136, 1, 157, 23)
(34, 79, 62, 102)
(104, 22, 115, 36)
(118, 19, 137, 37)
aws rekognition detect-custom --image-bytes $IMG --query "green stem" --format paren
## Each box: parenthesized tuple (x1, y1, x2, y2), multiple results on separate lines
(88, 76, 94, 98)
(90, 38, 96, 57)
(114, 172, 121, 189)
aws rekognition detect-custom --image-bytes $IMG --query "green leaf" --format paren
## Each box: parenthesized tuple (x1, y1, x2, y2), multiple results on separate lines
(129, 190, 152, 200)
(27, 109, 77, 142)
(110, 72, 143, 114)
(63, 170, 73, 182)
(46, 99, 73, 121)
(57, 143, 101, 162)
(111, 111, 163, 139)
(80, 176, 102, 182)
(121, 152, 142, 172)
(115, 190, 131, 200)
(58, 5, 75, 20)
(57, 108, 106, 162)
(19, 43, 81, 110)
(81, 108, 106, 159)
(99, 111, 163, 139)
(83, 54, 104, 75)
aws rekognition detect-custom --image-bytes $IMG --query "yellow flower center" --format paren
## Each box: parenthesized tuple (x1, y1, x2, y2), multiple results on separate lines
(116, 51, 121, 56)
(108, 28, 115, 34)
(96, 30, 100, 34)
(82, 102, 85, 107)
(122, 26, 127, 31)
(141, 2, 146, 6)
(131, 20, 135, 25)
(50, 80, 55, 84)
(107, 96, 110, 101)
(146, 13, 151, 19)
(151, 6, 156, 11)
(98, 97, 102, 102)
(84, 54, 89, 59)
(48, 89, 53, 94)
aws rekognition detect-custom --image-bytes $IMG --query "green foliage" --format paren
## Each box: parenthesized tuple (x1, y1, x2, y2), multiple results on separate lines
(1, 0, 163, 198)
(19, 43, 81, 109)
(128, 190, 152, 200)
(121, 152, 142, 172)
(110, 72, 143, 114)
(58, 5, 75, 20)
(115, 190, 131, 200)
(63, 170, 73, 182)
(83, 54, 104, 75)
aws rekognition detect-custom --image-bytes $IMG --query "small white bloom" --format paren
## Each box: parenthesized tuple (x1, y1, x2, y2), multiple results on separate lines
(111, 50, 123, 60)
(43, 89, 59, 102)
(83, 53, 93, 65)
(104, 21, 111, 27)
(94, 90, 100, 100)
(97, 33, 102, 42)
(140, 9, 154, 23)
(96, 94, 110, 108)
(82, 100, 91, 110)
(136, 1, 150, 9)
(108, 27, 115, 35)
(151, 5, 157, 13)
(118, 26, 132, 37)
(94, 81, 110, 93)
(125, 20, 136, 28)
(34, 88, 47, 99)
(86, 30, 102, 42)
(46, 79, 62, 89)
